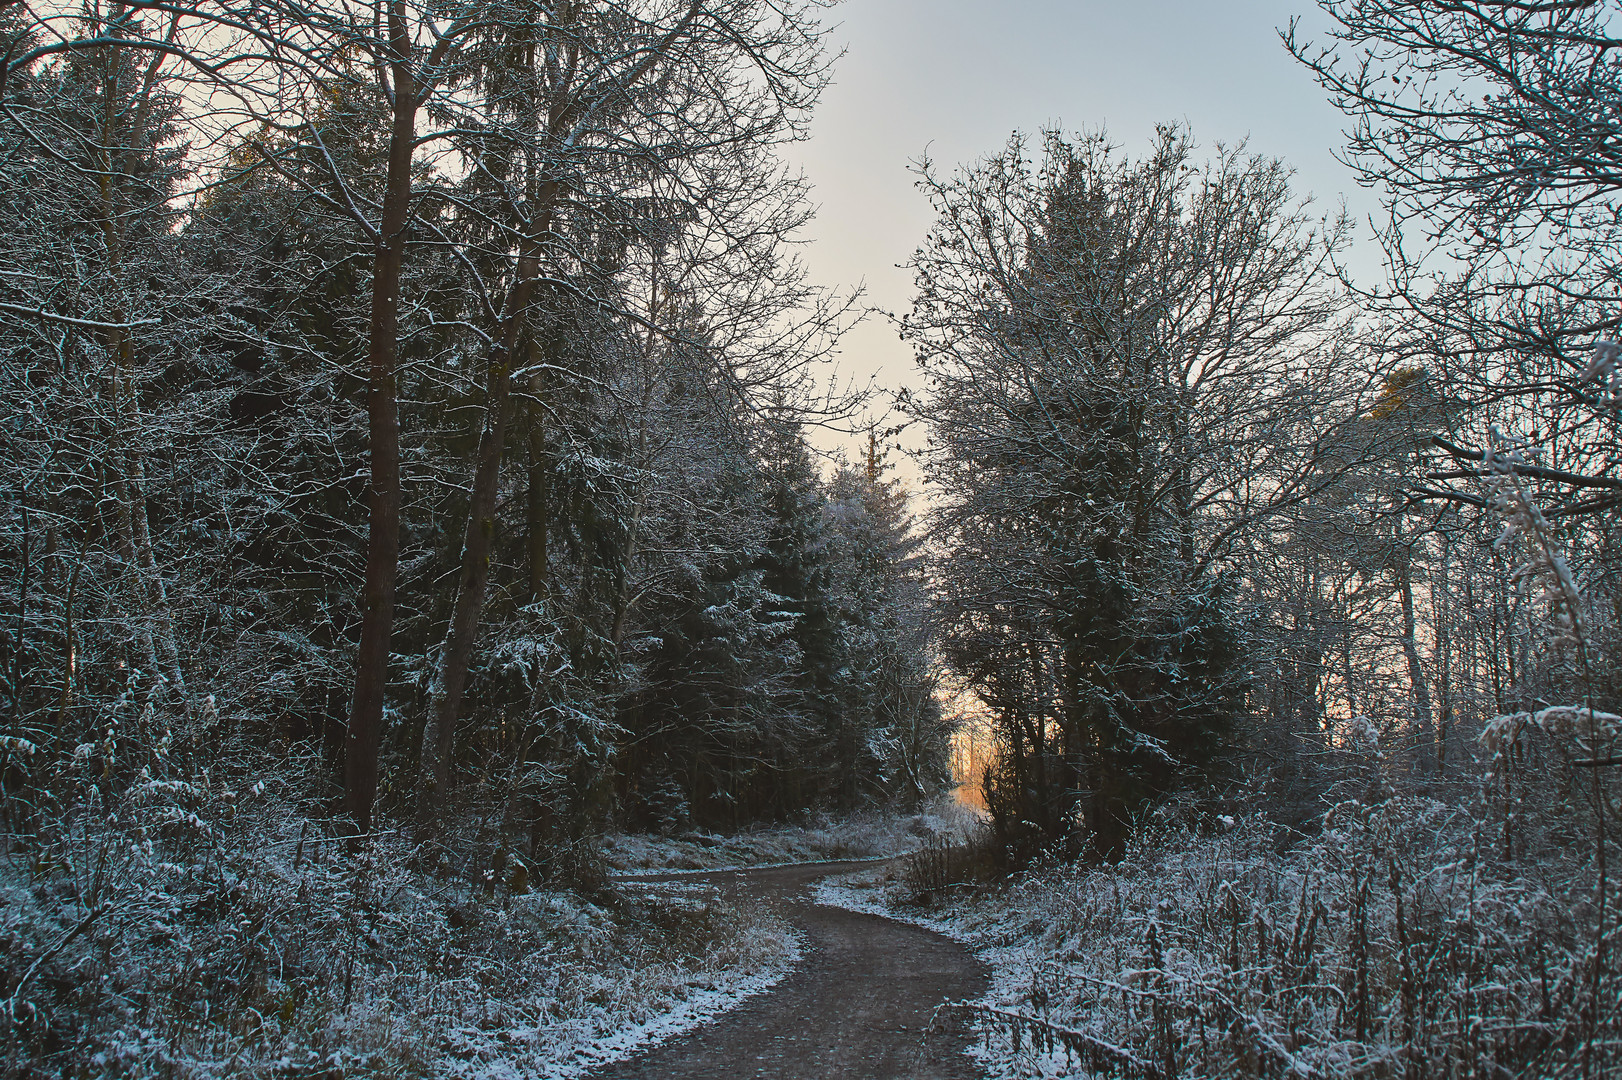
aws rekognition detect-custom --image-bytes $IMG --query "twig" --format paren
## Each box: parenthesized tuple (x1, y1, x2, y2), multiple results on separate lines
(4, 900, 109, 1022)
(0, 302, 161, 330)
(942, 1001, 1167, 1080)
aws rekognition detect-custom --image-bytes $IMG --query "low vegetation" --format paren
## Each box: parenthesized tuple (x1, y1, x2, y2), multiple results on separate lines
(843, 733, 1618, 1078)
(601, 801, 976, 873)
(0, 748, 799, 1078)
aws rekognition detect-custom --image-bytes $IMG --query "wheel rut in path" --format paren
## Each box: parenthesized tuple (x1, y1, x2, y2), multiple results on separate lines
(593, 859, 986, 1080)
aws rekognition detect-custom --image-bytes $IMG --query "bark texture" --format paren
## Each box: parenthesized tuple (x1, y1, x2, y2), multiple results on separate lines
(345, 13, 416, 833)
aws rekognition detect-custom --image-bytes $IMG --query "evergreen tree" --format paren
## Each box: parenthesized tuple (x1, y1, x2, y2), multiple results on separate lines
(823, 435, 945, 806)
(755, 416, 841, 806)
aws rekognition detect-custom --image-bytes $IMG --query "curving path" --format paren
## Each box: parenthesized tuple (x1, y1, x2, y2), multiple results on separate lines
(593, 860, 985, 1080)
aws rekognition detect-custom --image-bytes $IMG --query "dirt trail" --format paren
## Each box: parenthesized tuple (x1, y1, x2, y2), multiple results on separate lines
(592, 859, 985, 1080)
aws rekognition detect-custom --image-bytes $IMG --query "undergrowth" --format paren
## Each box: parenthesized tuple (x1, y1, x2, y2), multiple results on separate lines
(890, 795, 1620, 1080)
(831, 734, 1622, 1080)
(0, 747, 794, 1078)
(598, 799, 977, 872)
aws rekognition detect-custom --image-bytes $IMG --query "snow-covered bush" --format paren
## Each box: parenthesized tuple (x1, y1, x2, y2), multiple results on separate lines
(888, 800, 1617, 1079)
(0, 749, 795, 1078)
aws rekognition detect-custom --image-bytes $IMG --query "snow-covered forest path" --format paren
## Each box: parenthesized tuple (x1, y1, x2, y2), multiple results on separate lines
(594, 860, 985, 1079)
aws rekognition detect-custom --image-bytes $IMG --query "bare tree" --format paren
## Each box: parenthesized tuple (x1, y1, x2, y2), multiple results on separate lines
(1287, 0, 1622, 519)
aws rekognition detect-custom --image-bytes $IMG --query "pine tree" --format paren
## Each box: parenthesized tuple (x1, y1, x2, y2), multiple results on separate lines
(756, 416, 841, 807)
(823, 434, 944, 806)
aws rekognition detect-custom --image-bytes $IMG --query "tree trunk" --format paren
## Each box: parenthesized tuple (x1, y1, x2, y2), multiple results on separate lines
(1335, 607, 1358, 731)
(1395, 559, 1435, 774)
(1433, 546, 1452, 775)
(345, 23, 416, 834)
(1059, 639, 1092, 856)
(422, 256, 542, 807)
(9, 496, 26, 725)
(126, 457, 189, 715)
(525, 368, 550, 604)
(93, 41, 189, 732)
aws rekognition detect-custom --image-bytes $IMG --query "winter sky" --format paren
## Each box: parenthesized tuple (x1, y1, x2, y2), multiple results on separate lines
(786, 0, 1383, 469)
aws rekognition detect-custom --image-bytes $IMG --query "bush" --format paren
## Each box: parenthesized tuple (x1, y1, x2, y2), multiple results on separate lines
(0, 750, 795, 1078)
(942, 795, 1620, 1079)
(901, 827, 1000, 900)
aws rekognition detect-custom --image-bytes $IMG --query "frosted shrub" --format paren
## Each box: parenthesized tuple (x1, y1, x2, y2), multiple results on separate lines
(599, 800, 975, 872)
(939, 803, 1618, 1079)
(0, 750, 795, 1079)
(1482, 705, 1621, 763)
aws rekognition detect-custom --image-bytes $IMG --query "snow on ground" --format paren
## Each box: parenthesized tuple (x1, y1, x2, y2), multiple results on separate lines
(817, 801, 1621, 1080)
(457, 881, 804, 1079)
(599, 801, 978, 873)
(0, 766, 805, 1080)
(535, 938, 800, 1079)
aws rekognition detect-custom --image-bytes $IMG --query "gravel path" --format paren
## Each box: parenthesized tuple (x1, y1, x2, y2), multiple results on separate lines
(593, 859, 985, 1079)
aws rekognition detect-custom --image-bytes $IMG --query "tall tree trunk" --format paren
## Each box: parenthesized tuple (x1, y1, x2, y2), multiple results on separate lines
(1340, 582, 1359, 718)
(1395, 559, 1435, 774)
(8, 497, 27, 726)
(413, 6, 706, 809)
(345, 22, 416, 833)
(422, 256, 542, 806)
(1058, 639, 1091, 856)
(1433, 545, 1452, 775)
(525, 369, 550, 604)
(126, 459, 189, 716)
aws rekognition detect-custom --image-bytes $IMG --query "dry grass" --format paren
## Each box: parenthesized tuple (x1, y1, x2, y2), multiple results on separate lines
(906, 794, 1620, 1080)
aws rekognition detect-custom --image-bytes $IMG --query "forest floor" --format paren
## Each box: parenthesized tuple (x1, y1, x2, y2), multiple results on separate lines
(599, 803, 975, 873)
(592, 859, 986, 1080)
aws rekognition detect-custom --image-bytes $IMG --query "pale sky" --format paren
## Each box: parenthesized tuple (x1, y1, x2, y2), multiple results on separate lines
(783, 0, 1383, 470)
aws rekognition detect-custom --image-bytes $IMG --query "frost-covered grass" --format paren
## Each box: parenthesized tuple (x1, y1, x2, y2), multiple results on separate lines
(599, 799, 979, 873)
(825, 799, 1621, 1079)
(0, 753, 798, 1079)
